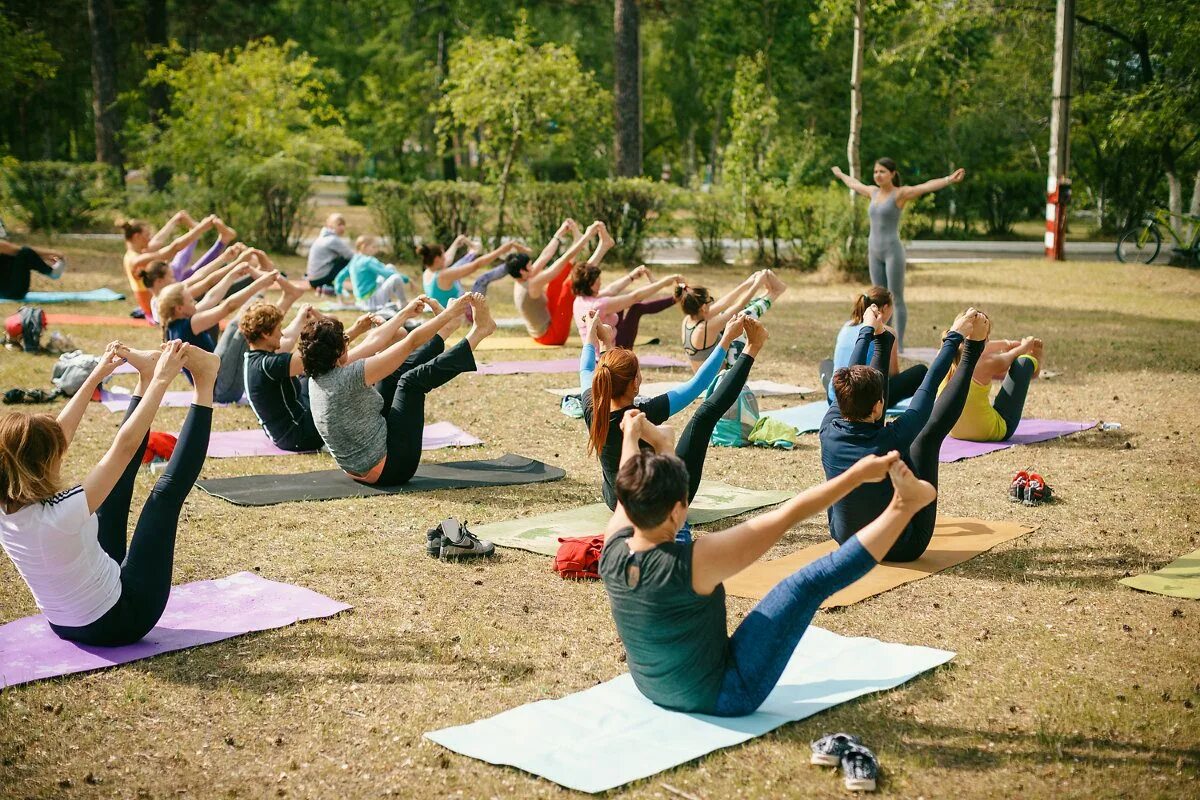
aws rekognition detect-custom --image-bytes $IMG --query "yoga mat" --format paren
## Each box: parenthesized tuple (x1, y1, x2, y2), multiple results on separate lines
(197, 453, 565, 506)
(543, 379, 817, 399)
(472, 481, 792, 556)
(426, 626, 954, 794)
(200, 423, 482, 458)
(450, 334, 658, 352)
(762, 398, 912, 435)
(1119, 548, 1200, 599)
(477, 355, 686, 375)
(0, 287, 125, 304)
(0, 572, 350, 690)
(938, 419, 1097, 462)
(98, 387, 247, 411)
(45, 313, 151, 328)
(724, 517, 1036, 604)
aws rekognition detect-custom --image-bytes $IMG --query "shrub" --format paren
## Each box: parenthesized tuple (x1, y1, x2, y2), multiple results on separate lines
(234, 155, 313, 252)
(367, 180, 417, 258)
(512, 181, 582, 245)
(574, 178, 673, 264)
(967, 170, 1044, 236)
(410, 180, 490, 245)
(826, 192, 870, 282)
(2, 161, 120, 232)
(689, 186, 734, 265)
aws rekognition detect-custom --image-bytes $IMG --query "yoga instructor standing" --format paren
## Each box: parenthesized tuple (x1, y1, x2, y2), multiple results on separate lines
(831, 159, 966, 350)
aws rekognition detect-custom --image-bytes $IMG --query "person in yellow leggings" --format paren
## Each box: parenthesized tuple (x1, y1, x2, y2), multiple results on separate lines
(938, 327, 1044, 442)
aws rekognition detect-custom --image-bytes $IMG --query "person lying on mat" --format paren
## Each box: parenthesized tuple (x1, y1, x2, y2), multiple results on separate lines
(826, 286, 927, 407)
(0, 240, 67, 301)
(0, 340, 216, 647)
(600, 409, 936, 715)
(120, 213, 234, 319)
(140, 242, 249, 325)
(505, 218, 605, 345)
(422, 235, 521, 310)
(572, 262, 682, 350)
(241, 302, 381, 452)
(820, 305, 987, 562)
(937, 329, 1044, 442)
(677, 269, 786, 372)
(300, 293, 496, 488)
(331, 235, 411, 312)
(581, 308, 766, 512)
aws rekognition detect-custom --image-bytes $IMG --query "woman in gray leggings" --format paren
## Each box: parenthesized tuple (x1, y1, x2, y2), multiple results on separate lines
(832, 159, 966, 350)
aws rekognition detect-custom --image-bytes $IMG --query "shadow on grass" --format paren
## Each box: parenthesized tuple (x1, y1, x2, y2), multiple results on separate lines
(946, 543, 1161, 591)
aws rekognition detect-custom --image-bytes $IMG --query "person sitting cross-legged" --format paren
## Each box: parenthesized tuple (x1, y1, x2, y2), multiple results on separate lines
(600, 409, 936, 715)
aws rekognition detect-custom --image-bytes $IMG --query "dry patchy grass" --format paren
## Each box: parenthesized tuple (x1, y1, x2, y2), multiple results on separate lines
(0, 239, 1198, 799)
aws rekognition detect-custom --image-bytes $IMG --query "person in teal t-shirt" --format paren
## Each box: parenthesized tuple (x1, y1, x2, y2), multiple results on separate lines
(333, 235, 410, 311)
(420, 234, 523, 308)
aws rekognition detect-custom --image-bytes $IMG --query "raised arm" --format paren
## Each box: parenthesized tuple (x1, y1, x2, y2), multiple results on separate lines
(146, 210, 192, 250)
(707, 272, 764, 316)
(602, 410, 667, 541)
(599, 274, 682, 315)
(194, 254, 255, 313)
(346, 300, 426, 363)
(899, 168, 966, 204)
(55, 342, 127, 447)
(190, 270, 279, 334)
(183, 243, 244, 296)
(443, 234, 470, 267)
(662, 316, 744, 415)
(831, 166, 875, 199)
(690, 451, 899, 594)
(361, 296, 469, 385)
(530, 221, 597, 295)
(131, 216, 215, 271)
(597, 265, 645, 298)
(437, 241, 517, 288)
(527, 218, 576, 276)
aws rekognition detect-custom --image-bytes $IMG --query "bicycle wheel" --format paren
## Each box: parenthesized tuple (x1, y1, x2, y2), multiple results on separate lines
(1117, 225, 1161, 264)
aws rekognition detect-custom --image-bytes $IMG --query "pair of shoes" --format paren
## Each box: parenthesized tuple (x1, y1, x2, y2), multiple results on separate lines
(811, 733, 879, 792)
(1009, 470, 1052, 506)
(425, 518, 495, 560)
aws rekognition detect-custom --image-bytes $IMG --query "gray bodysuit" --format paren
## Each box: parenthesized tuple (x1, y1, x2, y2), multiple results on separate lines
(868, 191, 907, 350)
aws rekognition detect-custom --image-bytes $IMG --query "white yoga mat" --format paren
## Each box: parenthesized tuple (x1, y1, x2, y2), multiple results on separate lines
(544, 379, 817, 399)
(426, 626, 954, 793)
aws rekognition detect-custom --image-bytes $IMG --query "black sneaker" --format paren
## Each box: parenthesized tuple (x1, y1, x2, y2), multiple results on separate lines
(810, 732, 862, 766)
(840, 743, 879, 792)
(431, 518, 495, 561)
(425, 525, 445, 559)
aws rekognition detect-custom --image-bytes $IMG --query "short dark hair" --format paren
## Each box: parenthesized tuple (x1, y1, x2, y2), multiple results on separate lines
(298, 317, 346, 377)
(140, 260, 171, 289)
(833, 365, 885, 421)
(615, 452, 689, 529)
(504, 252, 531, 279)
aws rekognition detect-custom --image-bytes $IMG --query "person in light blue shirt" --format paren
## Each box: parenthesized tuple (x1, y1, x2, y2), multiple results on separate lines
(333, 235, 411, 311)
(828, 286, 926, 406)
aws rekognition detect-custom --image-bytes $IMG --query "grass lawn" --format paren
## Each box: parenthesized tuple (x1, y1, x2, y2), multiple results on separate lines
(1, 238, 1198, 799)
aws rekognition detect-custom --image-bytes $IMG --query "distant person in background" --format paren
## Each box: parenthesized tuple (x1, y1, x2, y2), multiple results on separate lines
(831, 159, 966, 350)
(0, 240, 67, 300)
(305, 213, 355, 293)
(333, 235, 411, 311)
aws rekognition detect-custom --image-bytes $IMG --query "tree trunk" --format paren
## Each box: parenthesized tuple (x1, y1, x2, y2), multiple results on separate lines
(1166, 169, 1183, 240)
(494, 137, 520, 245)
(87, 0, 123, 180)
(437, 28, 457, 180)
(613, 0, 642, 177)
(1188, 170, 1200, 243)
(146, 0, 170, 191)
(846, 0, 865, 204)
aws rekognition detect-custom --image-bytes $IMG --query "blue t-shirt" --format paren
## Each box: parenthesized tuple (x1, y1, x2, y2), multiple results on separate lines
(829, 321, 875, 402)
(165, 317, 216, 385)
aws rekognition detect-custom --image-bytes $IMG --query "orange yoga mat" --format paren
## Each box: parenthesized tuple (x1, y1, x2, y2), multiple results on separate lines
(46, 313, 152, 328)
(723, 517, 1036, 607)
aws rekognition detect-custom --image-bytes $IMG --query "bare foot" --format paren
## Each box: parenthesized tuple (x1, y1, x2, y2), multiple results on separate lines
(183, 345, 221, 387)
(121, 347, 162, 377)
(889, 460, 937, 511)
(640, 421, 676, 454)
(951, 307, 977, 337)
(969, 312, 991, 342)
(1028, 338, 1044, 377)
(598, 223, 615, 249)
(279, 277, 306, 302)
(215, 217, 238, 243)
(765, 269, 788, 296)
(595, 322, 616, 351)
(743, 316, 769, 355)
(466, 293, 497, 343)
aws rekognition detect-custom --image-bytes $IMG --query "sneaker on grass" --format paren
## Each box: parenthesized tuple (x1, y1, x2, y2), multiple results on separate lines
(1009, 470, 1029, 503)
(427, 518, 495, 560)
(810, 732, 862, 766)
(840, 743, 879, 792)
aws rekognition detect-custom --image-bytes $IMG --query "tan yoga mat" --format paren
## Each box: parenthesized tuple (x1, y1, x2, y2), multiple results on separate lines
(447, 334, 657, 352)
(724, 517, 1036, 606)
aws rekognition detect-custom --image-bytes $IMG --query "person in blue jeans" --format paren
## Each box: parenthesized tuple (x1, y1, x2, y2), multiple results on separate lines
(598, 409, 936, 715)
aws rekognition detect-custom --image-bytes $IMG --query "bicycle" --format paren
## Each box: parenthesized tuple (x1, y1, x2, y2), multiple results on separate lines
(1116, 208, 1200, 264)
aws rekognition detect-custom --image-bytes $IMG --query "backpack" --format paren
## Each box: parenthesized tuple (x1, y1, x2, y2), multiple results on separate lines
(4, 306, 46, 352)
(553, 534, 605, 580)
(706, 369, 760, 447)
(51, 350, 100, 396)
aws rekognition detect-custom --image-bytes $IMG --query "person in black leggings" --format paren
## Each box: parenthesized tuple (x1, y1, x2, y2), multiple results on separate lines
(0, 240, 66, 299)
(819, 305, 987, 561)
(0, 341, 214, 647)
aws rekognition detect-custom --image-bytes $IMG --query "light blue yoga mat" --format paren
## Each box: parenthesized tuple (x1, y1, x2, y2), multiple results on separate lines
(763, 398, 912, 434)
(426, 626, 954, 793)
(0, 288, 125, 304)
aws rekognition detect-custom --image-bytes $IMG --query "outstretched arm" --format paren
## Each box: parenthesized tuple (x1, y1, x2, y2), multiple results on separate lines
(530, 222, 597, 295)
(130, 216, 215, 272)
(900, 168, 966, 203)
(361, 297, 468, 385)
(146, 210, 192, 250)
(55, 342, 126, 446)
(708, 273, 763, 316)
(831, 166, 875, 199)
(690, 452, 899, 594)
(437, 241, 517, 288)
(183, 244, 243, 297)
(662, 316, 744, 415)
(527, 219, 575, 276)
(599, 274, 681, 316)
(190, 270, 279, 334)
(443, 234, 470, 267)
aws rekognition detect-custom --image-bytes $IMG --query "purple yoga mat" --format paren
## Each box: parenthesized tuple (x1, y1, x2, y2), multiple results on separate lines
(939, 419, 1096, 462)
(98, 387, 246, 412)
(477, 355, 686, 375)
(0, 572, 350, 690)
(201, 423, 482, 458)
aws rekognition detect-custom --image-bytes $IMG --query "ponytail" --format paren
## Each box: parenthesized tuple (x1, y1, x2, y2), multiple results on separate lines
(674, 284, 711, 317)
(587, 348, 639, 456)
(416, 242, 444, 267)
(850, 285, 893, 324)
(116, 217, 148, 241)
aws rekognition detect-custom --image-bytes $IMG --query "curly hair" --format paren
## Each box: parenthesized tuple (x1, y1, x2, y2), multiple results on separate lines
(298, 317, 346, 377)
(238, 300, 284, 344)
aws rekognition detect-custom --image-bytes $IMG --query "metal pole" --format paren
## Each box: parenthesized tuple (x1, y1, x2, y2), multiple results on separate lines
(1046, 0, 1074, 260)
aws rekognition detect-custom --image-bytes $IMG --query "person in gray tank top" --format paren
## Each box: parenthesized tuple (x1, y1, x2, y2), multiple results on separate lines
(832, 158, 966, 351)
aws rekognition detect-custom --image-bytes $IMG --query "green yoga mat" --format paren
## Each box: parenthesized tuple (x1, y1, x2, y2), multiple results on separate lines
(472, 481, 792, 556)
(1119, 548, 1200, 599)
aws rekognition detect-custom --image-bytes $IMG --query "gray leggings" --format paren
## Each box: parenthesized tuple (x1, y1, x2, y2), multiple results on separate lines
(868, 239, 907, 350)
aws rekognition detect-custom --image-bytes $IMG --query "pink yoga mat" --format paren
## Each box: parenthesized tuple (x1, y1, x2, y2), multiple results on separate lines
(477, 355, 686, 375)
(98, 387, 246, 412)
(939, 419, 1096, 462)
(201, 423, 482, 457)
(0, 572, 350, 690)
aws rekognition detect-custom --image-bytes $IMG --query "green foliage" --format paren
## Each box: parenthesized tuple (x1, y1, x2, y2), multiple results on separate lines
(134, 38, 360, 249)
(0, 3, 59, 105)
(512, 181, 583, 245)
(2, 161, 119, 232)
(410, 181, 491, 246)
(688, 187, 735, 265)
(574, 179, 674, 265)
(367, 181, 417, 259)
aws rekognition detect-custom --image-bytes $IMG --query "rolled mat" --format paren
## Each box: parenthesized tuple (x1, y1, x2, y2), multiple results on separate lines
(471, 481, 792, 556)
(0, 287, 125, 304)
(200, 424, 482, 457)
(45, 312, 152, 328)
(196, 453, 565, 506)
(544, 379, 817, 399)
(477, 355, 686, 375)
(724, 517, 1036, 604)
(425, 626, 954, 794)
(0, 572, 350, 689)
(1119, 548, 1200, 599)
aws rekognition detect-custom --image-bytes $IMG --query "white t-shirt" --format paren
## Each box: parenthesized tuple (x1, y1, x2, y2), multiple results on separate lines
(0, 486, 121, 627)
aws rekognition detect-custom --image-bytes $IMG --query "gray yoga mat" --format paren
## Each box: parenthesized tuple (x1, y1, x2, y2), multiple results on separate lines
(196, 454, 565, 506)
